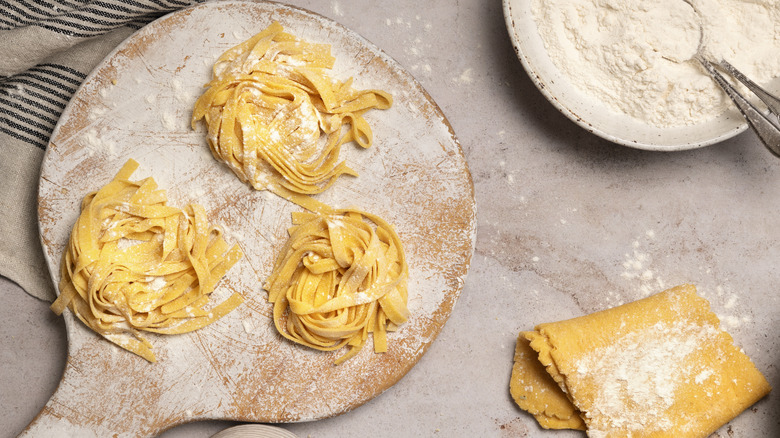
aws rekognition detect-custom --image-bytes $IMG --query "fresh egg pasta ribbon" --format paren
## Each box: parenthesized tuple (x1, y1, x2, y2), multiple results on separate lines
(264, 208, 409, 365)
(191, 21, 393, 195)
(51, 159, 244, 362)
(193, 22, 407, 364)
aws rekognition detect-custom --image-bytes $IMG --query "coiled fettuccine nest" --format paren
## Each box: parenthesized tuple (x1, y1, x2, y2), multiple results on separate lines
(192, 21, 392, 195)
(265, 209, 408, 364)
(52, 159, 244, 362)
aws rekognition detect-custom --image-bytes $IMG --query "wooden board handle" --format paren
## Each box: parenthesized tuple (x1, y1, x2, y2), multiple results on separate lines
(19, 364, 152, 438)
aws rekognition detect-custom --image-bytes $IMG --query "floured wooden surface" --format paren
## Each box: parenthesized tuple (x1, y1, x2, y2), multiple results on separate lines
(33, 1, 475, 436)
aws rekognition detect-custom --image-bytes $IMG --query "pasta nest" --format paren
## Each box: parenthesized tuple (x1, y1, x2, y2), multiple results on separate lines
(265, 209, 409, 364)
(51, 160, 244, 362)
(192, 21, 392, 195)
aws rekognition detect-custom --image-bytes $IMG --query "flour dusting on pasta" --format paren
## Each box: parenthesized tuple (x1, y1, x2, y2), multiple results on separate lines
(52, 159, 244, 362)
(191, 21, 393, 196)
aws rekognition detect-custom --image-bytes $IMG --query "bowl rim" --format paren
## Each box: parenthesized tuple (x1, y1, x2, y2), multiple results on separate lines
(501, 0, 749, 152)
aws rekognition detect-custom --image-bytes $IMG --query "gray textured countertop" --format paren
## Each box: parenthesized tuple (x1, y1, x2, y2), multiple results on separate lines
(2, 0, 778, 437)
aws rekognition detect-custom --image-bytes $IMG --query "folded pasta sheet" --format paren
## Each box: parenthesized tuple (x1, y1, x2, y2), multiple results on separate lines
(510, 284, 771, 437)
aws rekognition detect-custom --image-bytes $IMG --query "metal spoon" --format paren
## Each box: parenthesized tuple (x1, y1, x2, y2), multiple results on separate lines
(696, 56, 780, 157)
(683, 1, 780, 156)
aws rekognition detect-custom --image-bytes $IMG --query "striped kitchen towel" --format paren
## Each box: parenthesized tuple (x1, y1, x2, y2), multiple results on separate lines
(0, 0, 201, 301)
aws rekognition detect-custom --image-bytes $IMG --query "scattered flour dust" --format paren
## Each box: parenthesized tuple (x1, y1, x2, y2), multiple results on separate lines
(704, 284, 752, 330)
(498, 159, 516, 185)
(570, 320, 721, 436)
(330, 0, 344, 16)
(618, 231, 750, 329)
(384, 13, 434, 76)
(161, 111, 177, 131)
(530, 0, 780, 127)
(80, 126, 119, 159)
(619, 230, 665, 301)
(455, 68, 474, 85)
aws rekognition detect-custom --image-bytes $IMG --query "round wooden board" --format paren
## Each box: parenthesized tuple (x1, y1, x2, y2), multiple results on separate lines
(31, 1, 476, 436)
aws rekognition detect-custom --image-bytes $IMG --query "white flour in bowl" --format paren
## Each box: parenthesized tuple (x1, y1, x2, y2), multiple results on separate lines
(530, 0, 780, 127)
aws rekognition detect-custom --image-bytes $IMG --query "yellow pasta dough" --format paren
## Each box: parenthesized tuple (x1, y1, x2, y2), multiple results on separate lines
(510, 336, 586, 431)
(192, 22, 405, 365)
(51, 159, 244, 362)
(510, 284, 771, 437)
(191, 21, 392, 196)
(264, 208, 408, 364)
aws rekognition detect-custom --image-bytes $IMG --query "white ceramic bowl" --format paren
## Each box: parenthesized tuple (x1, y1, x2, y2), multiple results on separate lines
(211, 425, 298, 438)
(502, 0, 750, 151)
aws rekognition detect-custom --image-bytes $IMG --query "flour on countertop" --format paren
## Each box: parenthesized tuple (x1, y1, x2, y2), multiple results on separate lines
(619, 235, 751, 330)
(330, 1, 344, 17)
(385, 14, 434, 76)
(455, 68, 474, 85)
(531, 0, 780, 127)
(620, 232, 666, 298)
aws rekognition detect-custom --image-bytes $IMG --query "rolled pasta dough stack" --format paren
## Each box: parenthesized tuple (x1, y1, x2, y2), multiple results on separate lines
(510, 284, 771, 437)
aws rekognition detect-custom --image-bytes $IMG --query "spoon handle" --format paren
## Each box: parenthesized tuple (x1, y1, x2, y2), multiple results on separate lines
(718, 60, 780, 116)
(698, 58, 780, 157)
